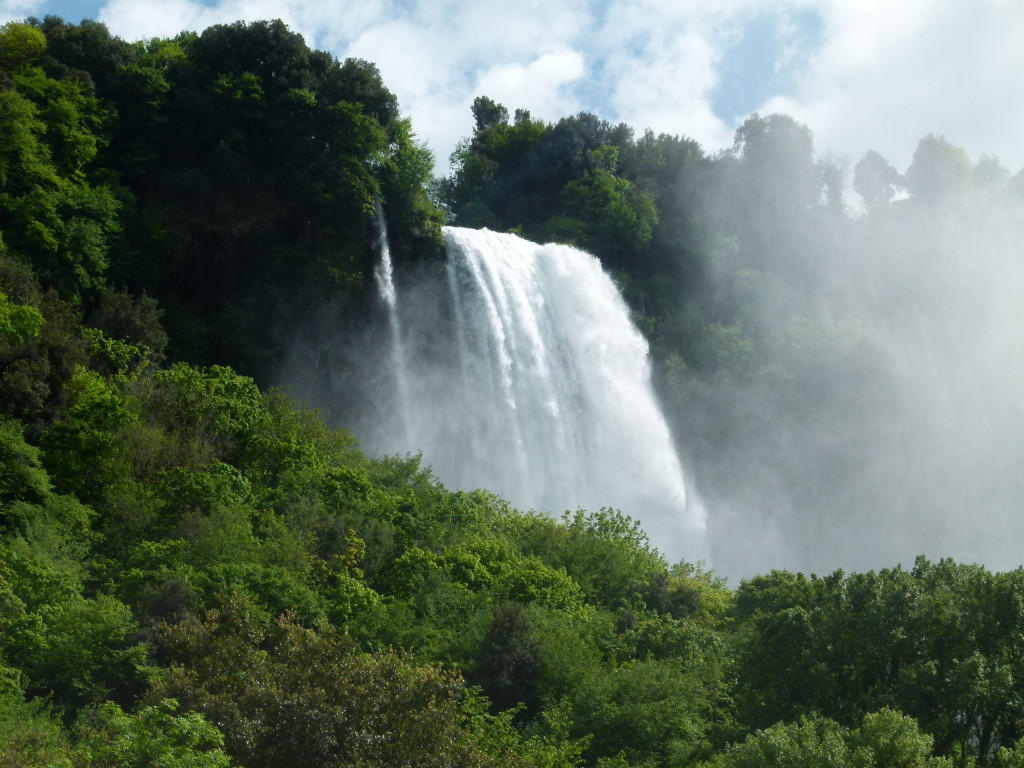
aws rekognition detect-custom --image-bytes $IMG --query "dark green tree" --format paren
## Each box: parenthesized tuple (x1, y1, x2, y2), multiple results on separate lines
(905, 134, 971, 205)
(854, 150, 904, 208)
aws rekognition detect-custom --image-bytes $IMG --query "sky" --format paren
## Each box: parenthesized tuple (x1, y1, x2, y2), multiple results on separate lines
(6, 0, 1024, 177)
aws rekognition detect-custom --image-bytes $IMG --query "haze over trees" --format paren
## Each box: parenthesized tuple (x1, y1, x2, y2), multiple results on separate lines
(2, 14, 1024, 768)
(431, 94, 1024, 580)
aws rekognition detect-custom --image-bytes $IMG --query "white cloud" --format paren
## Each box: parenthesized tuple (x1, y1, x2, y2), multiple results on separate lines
(98, 0, 206, 40)
(759, 0, 1024, 173)
(597, 8, 733, 151)
(98, 0, 387, 47)
(344, 17, 466, 166)
(92, 0, 1024, 174)
(474, 49, 586, 120)
(441, 0, 588, 64)
(345, 19, 449, 97)
(343, 1, 591, 167)
(1, 0, 44, 24)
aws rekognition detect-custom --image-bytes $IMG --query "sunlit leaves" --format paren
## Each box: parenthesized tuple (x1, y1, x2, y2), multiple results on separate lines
(0, 27, 117, 300)
(557, 166, 658, 262)
(0, 415, 49, 504)
(701, 709, 954, 768)
(73, 699, 233, 767)
(0, 22, 46, 70)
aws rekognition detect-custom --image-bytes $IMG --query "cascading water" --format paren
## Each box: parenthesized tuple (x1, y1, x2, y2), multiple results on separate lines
(373, 202, 413, 446)
(374, 226, 706, 563)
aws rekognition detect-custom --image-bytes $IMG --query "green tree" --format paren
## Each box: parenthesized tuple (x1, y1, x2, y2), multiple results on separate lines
(0, 414, 50, 505)
(573, 658, 715, 766)
(553, 150, 658, 271)
(854, 150, 904, 208)
(700, 709, 952, 768)
(905, 134, 971, 205)
(0, 667, 71, 768)
(0, 289, 44, 347)
(0, 22, 119, 300)
(732, 560, 1024, 765)
(0, 21, 47, 69)
(88, 287, 168, 363)
(732, 113, 819, 216)
(152, 598, 525, 768)
(41, 365, 133, 503)
(470, 601, 543, 714)
(72, 699, 233, 768)
(471, 95, 509, 133)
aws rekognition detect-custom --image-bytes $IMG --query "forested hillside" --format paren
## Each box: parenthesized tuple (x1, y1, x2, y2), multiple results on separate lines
(3, 15, 1024, 768)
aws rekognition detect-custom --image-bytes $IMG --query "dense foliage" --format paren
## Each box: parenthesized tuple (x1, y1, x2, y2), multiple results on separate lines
(27, 15, 442, 377)
(2, 14, 1024, 768)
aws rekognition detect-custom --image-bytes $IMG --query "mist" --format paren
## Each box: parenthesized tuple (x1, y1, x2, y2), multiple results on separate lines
(283, 114, 1024, 584)
(672, 128, 1024, 581)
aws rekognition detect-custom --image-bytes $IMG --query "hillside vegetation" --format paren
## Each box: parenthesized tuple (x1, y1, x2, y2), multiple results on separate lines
(2, 16, 1024, 768)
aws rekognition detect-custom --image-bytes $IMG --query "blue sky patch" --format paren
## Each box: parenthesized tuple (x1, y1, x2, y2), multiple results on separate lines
(34, 0, 99, 23)
(710, 8, 824, 124)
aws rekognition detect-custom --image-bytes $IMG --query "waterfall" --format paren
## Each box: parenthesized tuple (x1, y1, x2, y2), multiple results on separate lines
(373, 202, 413, 446)
(376, 226, 706, 563)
